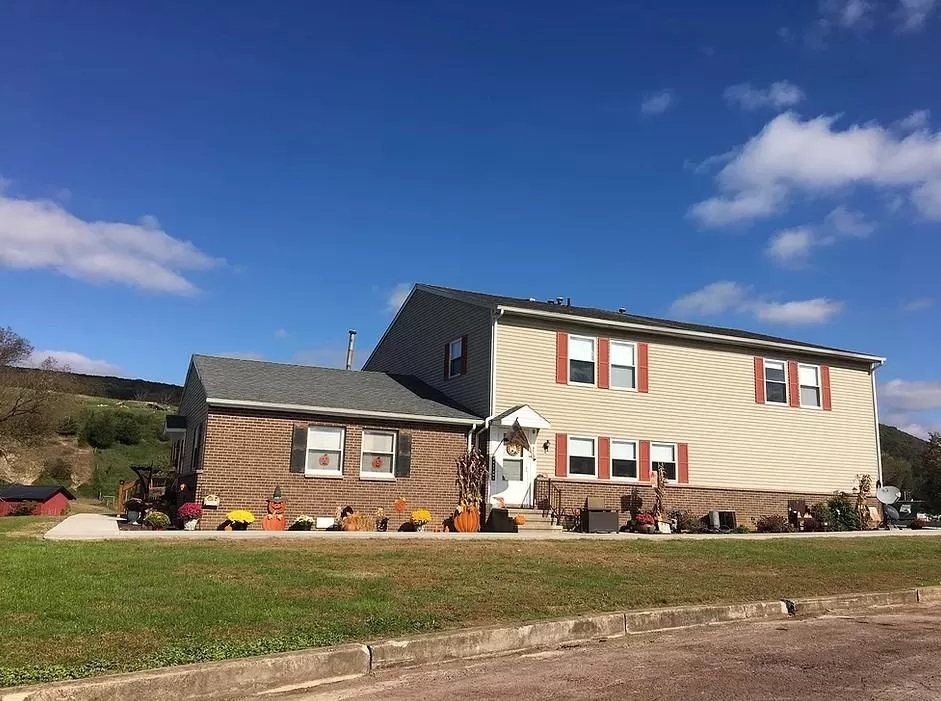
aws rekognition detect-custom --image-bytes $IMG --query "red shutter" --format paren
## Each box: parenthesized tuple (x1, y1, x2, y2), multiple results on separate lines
(554, 433, 567, 477)
(555, 332, 568, 384)
(678, 442, 689, 483)
(637, 342, 649, 393)
(598, 338, 610, 389)
(754, 357, 765, 404)
(459, 334, 468, 376)
(639, 440, 651, 482)
(821, 365, 832, 411)
(443, 341, 450, 380)
(787, 361, 800, 408)
(598, 436, 610, 479)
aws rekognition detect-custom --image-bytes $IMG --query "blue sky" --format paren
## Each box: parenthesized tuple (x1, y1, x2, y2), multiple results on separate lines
(0, 0, 939, 436)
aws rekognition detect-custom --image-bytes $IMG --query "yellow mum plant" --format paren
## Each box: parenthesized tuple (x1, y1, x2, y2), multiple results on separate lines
(410, 508, 432, 525)
(227, 509, 256, 524)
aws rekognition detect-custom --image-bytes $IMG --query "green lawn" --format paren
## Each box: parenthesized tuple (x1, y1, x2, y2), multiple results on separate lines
(2, 533, 941, 688)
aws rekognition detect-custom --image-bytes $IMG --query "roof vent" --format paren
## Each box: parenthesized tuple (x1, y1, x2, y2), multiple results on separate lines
(566, 297, 571, 307)
(528, 297, 536, 302)
(546, 298, 555, 305)
(556, 297, 564, 305)
(618, 307, 626, 314)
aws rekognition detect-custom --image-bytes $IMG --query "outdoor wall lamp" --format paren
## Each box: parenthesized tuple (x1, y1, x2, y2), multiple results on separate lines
(542, 440, 550, 454)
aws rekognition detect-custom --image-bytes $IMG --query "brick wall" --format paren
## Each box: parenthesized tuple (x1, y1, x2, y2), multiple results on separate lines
(533, 478, 834, 528)
(194, 407, 469, 530)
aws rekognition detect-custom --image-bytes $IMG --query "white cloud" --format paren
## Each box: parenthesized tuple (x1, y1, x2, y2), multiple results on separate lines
(723, 81, 805, 111)
(26, 350, 121, 376)
(688, 186, 786, 227)
(670, 281, 749, 316)
(896, 0, 938, 30)
(881, 379, 941, 412)
(292, 347, 355, 369)
(386, 283, 412, 313)
(751, 298, 844, 324)
(898, 109, 931, 131)
(691, 112, 941, 227)
(0, 191, 222, 294)
(766, 227, 816, 267)
(817, 0, 875, 30)
(684, 149, 738, 175)
(670, 281, 843, 325)
(902, 297, 934, 312)
(274, 329, 289, 340)
(640, 90, 674, 115)
(825, 205, 875, 236)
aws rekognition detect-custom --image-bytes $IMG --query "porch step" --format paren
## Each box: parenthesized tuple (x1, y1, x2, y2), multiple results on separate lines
(507, 508, 562, 531)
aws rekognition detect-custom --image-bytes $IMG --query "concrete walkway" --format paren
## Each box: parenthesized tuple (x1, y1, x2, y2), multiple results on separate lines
(42, 513, 941, 541)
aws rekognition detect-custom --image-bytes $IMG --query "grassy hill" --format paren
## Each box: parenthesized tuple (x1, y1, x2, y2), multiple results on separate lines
(879, 424, 930, 496)
(3, 366, 182, 404)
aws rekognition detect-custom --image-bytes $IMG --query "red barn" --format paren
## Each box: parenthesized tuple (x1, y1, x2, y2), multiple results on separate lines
(0, 485, 76, 516)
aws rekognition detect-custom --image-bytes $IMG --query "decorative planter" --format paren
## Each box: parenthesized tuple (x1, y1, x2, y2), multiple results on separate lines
(415, 523, 426, 532)
(453, 508, 481, 533)
(637, 524, 656, 534)
(183, 519, 199, 531)
(231, 521, 249, 531)
(126, 510, 141, 525)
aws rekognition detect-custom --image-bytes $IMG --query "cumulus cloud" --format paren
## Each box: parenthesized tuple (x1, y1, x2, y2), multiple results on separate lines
(766, 207, 876, 268)
(26, 350, 121, 376)
(825, 205, 876, 236)
(826, 0, 875, 27)
(689, 112, 941, 227)
(640, 90, 674, 115)
(0, 191, 222, 294)
(723, 81, 805, 111)
(766, 227, 816, 267)
(896, 0, 938, 30)
(881, 379, 941, 412)
(670, 281, 843, 324)
(898, 109, 931, 131)
(386, 283, 412, 313)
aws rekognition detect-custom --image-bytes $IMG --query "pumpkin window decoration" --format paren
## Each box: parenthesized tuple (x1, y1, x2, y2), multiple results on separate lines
(372, 456, 384, 469)
(393, 497, 408, 513)
(318, 454, 331, 466)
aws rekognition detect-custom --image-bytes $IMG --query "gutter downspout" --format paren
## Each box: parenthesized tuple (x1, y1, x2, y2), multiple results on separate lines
(870, 359, 885, 486)
(476, 308, 506, 441)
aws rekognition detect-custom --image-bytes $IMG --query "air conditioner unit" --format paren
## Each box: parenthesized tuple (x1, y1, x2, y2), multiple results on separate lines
(708, 511, 737, 530)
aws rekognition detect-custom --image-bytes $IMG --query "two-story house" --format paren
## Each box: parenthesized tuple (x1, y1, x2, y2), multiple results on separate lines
(365, 284, 885, 525)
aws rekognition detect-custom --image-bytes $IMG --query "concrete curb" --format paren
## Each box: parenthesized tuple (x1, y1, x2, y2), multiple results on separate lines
(4, 587, 940, 701)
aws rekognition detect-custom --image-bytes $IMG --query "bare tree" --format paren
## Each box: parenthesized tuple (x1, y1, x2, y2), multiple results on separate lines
(0, 326, 71, 435)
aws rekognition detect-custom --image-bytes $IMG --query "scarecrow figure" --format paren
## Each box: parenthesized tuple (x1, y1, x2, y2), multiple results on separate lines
(262, 486, 286, 531)
(652, 464, 667, 523)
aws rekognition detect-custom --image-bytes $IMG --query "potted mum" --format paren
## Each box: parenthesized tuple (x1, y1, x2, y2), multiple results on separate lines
(124, 497, 145, 525)
(226, 509, 255, 530)
(143, 511, 172, 530)
(289, 515, 315, 531)
(177, 502, 202, 530)
(410, 508, 433, 531)
(634, 512, 657, 534)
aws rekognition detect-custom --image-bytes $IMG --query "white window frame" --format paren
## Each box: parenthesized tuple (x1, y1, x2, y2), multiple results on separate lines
(304, 426, 345, 478)
(191, 423, 204, 473)
(568, 335, 596, 386)
(610, 438, 639, 481)
(609, 340, 637, 391)
(447, 337, 464, 379)
(763, 358, 789, 406)
(798, 363, 822, 409)
(360, 429, 396, 481)
(567, 435, 597, 479)
(650, 441, 678, 482)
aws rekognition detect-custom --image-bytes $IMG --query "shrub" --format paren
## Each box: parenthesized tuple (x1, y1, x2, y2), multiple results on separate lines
(113, 412, 142, 445)
(733, 524, 752, 534)
(826, 492, 861, 531)
(809, 502, 835, 531)
(10, 501, 37, 516)
(802, 517, 825, 532)
(672, 511, 704, 533)
(57, 416, 79, 436)
(177, 503, 202, 521)
(755, 514, 790, 533)
(80, 411, 116, 449)
(38, 458, 72, 486)
(143, 511, 172, 530)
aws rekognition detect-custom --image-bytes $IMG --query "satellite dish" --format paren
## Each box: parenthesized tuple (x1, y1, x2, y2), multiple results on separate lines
(877, 486, 901, 505)
(884, 504, 901, 521)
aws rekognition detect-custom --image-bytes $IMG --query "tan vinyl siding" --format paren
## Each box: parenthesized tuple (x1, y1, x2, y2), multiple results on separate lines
(495, 317, 878, 494)
(178, 362, 208, 474)
(364, 288, 492, 417)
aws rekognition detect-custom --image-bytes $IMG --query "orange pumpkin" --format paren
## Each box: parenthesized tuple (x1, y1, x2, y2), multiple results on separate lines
(453, 508, 481, 533)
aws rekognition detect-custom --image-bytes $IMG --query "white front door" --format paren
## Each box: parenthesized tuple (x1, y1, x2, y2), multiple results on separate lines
(489, 426, 534, 508)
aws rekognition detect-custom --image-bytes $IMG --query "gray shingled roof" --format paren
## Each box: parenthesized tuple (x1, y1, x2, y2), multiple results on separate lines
(418, 284, 881, 359)
(192, 355, 480, 423)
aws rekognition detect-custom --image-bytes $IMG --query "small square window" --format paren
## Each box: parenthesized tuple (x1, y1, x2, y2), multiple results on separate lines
(610, 341, 636, 390)
(568, 436, 596, 477)
(651, 442, 677, 481)
(611, 439, 637, 480)
(799, 364, 821, 408)
(306, 426, 345, 476)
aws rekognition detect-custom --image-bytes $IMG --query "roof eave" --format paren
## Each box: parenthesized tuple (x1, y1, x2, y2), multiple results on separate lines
(496, 305, 886, 364)
(205, 397, 481, 426)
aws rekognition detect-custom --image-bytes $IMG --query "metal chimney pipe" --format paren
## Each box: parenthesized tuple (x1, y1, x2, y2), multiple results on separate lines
(345, 330, 357, 370)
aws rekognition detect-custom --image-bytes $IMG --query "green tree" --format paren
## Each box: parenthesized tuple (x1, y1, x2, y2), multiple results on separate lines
(881, 453, 915, 496)
(920, 433, 941, 513)
(113, 412, 143, 445)
(80, 411, 117, 449)
(0, 327, 71, 438)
